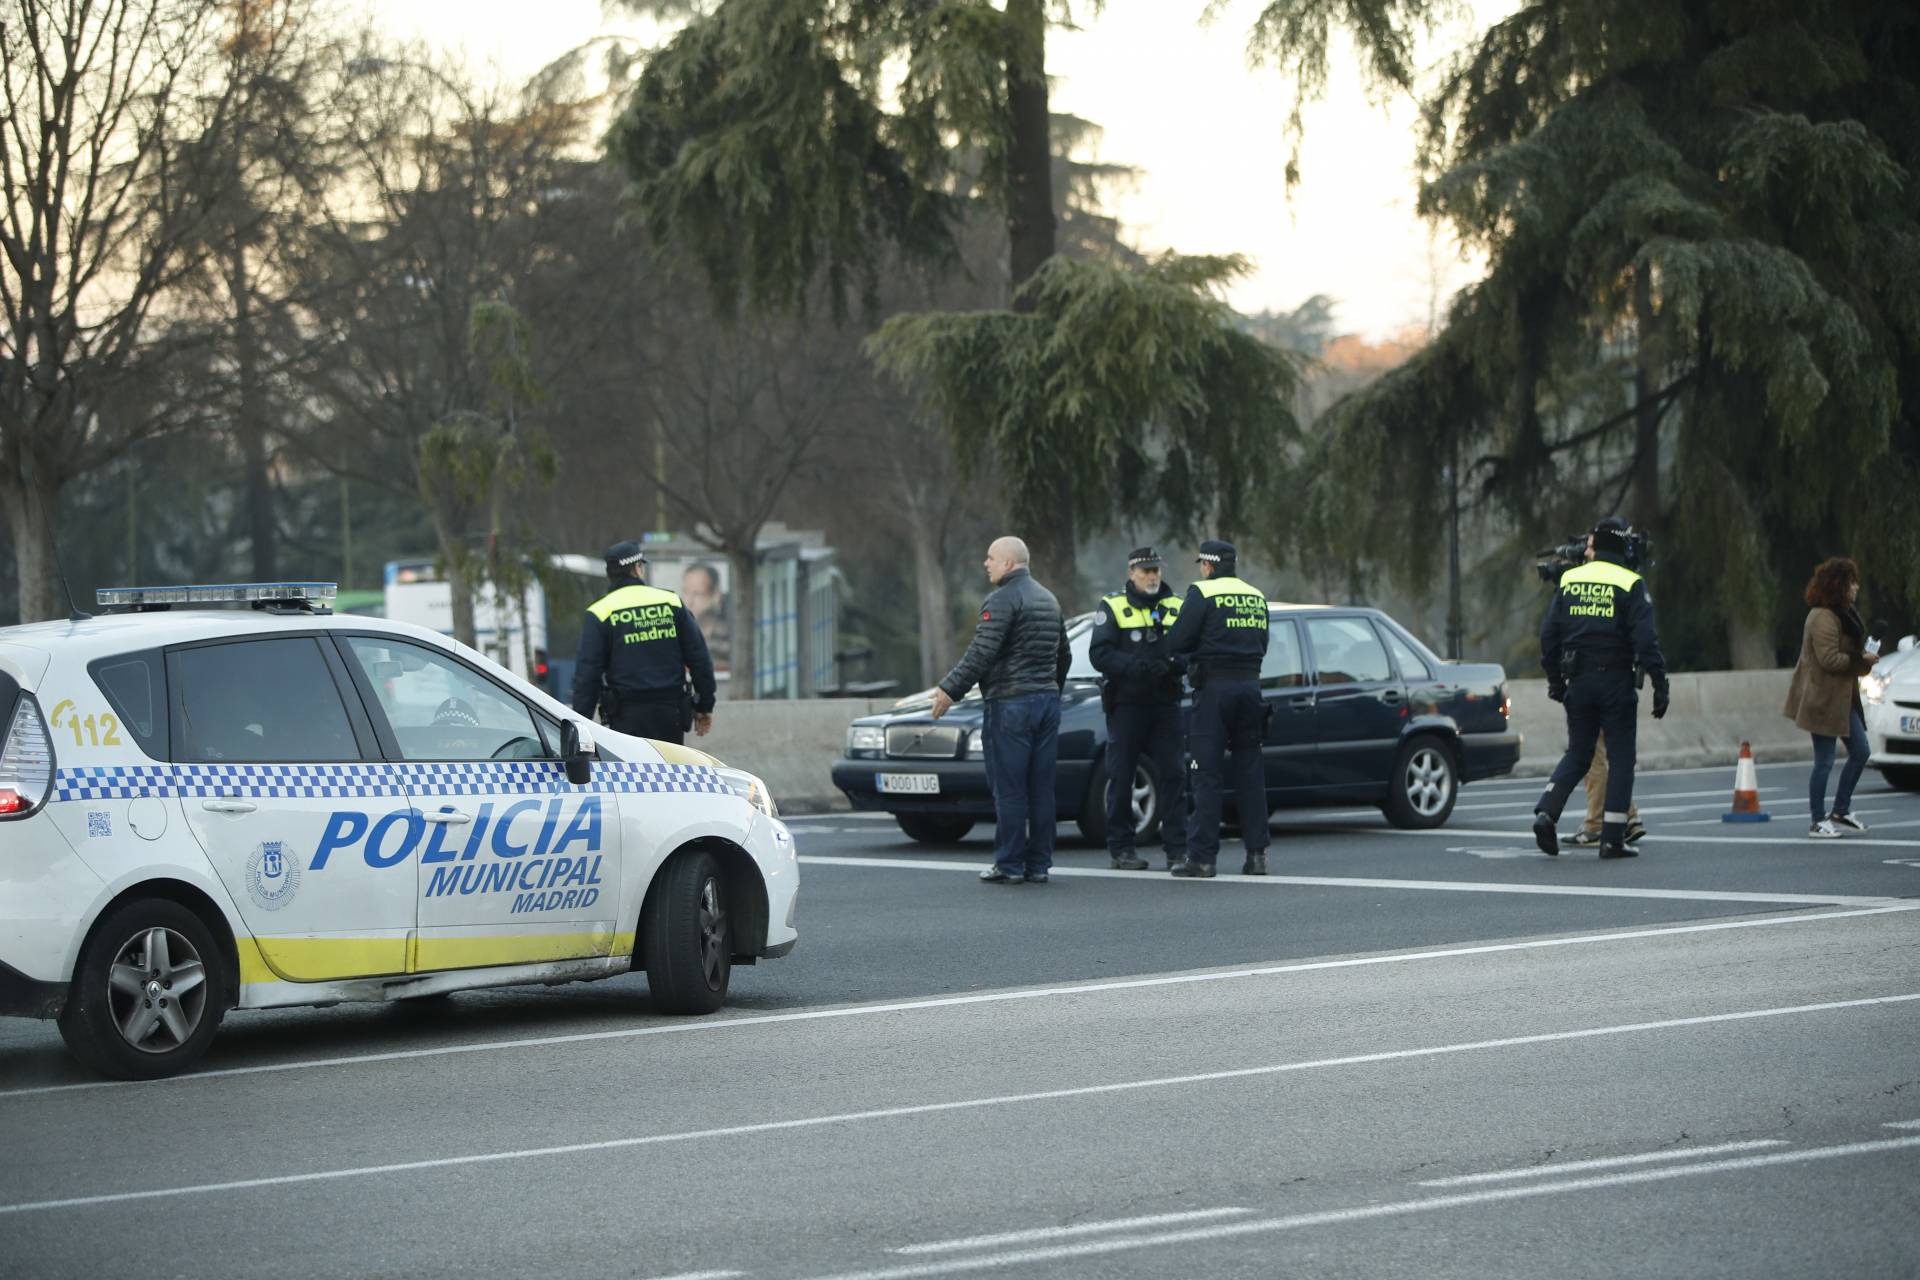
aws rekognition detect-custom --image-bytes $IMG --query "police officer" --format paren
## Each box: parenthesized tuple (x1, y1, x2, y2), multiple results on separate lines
(1089, 547, 1188, 871)
(572, 540, 718, 744)
(1163, 539, 1270, 878)
(1532, 516, 1668, 859)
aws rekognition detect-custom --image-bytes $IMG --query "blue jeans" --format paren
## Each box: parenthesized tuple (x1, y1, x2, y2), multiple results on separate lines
(981, 691, 1062, 875)
(1810, 707, 1870, 823)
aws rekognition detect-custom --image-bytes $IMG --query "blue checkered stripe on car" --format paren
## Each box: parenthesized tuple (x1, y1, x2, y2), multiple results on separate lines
(51, 760, 726, 803)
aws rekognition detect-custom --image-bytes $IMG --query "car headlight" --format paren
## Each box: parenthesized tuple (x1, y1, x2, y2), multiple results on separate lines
(718, 768, 778, 819)
(847, 725, 885, 757)
(1861, 674, 1887, 705)
(967, 731, 986, 757)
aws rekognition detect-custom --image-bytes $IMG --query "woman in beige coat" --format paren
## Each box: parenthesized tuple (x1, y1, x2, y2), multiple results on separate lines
(1783, 557, 1880, 838)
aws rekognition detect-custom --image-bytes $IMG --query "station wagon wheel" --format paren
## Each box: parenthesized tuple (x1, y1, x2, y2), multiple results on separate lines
(1383, 736, 1459, 829)
(1077, 757, 1160, 845)
(641, 849, 732, 1014)
(58, 899, 229, 1080)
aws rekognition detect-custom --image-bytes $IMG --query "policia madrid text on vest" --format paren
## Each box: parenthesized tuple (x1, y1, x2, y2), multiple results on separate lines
(572, 541, 718, 745)
(1532, 519, 1668, 859)
(1088, 547, 1188, 870)
(1163, 539, 1270, 877)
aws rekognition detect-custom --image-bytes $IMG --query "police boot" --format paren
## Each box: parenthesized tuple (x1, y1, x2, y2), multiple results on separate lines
(1242, 853, 1267, 876)
(1170, 859, 1216, 879)
(1110, 851, 1149, 871)
(1598, 840, 1638, 859)
(1532, 812, 1559, 857)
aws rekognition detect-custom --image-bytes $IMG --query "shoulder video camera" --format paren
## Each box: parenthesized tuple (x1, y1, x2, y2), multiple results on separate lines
(1534, 528, 1653, 583)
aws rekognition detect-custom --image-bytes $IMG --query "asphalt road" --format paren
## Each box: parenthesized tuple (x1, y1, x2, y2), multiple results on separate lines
(3, 758, 1918, 1279)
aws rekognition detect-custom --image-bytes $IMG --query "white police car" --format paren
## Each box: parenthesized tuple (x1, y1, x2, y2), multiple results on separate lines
(0, 582, 797, 1079)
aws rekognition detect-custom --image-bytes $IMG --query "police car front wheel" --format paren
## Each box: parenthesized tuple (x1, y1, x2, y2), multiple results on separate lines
(58, 899, 230, 1080)
(641, 850, 732, 1015)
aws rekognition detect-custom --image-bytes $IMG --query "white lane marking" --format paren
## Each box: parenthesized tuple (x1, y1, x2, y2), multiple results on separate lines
(1448, 788, 1785, 814)
(1415, 1139, 1788, 1186)
(642, 1273, 746, 1280)
(792, 1138, 1920, 1280)
(797, 855, 1895, 906)
(1359, 825, 1920, 849)
(2, 995, 1915, 1217)
(1668, 807, 1896, 828)
(891, 1208, 1252, 1255)
(1884, 1120, 1920, 1130)
(5, 903, 1913, 1102)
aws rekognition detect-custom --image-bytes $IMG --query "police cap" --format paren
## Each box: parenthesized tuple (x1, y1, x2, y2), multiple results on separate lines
(1196, 539, 1237, 566)
(1127, 546, 1163, 569)
(604, 539, 648, 579)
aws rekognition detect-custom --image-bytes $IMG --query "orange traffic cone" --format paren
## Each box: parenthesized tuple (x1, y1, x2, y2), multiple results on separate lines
(1721, 741, 1771, 823)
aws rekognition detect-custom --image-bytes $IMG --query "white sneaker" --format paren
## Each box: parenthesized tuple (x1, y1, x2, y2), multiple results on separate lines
(1808, 820, 1842, 839)
(1830, 812, 1869, 832)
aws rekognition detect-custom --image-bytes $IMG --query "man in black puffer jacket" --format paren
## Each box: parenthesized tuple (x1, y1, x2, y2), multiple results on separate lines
(932, 536, 1071, 885)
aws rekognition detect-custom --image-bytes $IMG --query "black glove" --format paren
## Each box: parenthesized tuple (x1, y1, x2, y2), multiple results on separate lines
(1651, 672, 1670, 720)
(1548, 679, 1567, 704)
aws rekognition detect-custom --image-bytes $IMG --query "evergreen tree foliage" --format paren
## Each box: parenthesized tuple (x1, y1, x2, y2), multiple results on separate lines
(867, 254, 1303, 559)
(1256, 0, 1920, 661)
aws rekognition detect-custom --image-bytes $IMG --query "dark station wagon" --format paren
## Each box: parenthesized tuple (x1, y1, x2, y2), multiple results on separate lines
(831, 604, 1522, 845)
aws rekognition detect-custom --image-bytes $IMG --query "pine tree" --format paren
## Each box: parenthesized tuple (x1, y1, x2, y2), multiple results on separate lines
(1256, 0, 1920, 663)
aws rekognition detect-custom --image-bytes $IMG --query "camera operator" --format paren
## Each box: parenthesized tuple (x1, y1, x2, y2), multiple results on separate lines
(1532, 516, 1668, 860)
(1539, 538, 1646, 849)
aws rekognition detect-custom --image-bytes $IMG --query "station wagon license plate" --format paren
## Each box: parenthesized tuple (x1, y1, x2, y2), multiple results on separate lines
(877, 772, 941, 795)
(1902, 715, 1920, 735)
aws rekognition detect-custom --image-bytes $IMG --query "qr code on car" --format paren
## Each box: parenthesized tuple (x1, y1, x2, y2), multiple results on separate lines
(87, 810, 112, 838)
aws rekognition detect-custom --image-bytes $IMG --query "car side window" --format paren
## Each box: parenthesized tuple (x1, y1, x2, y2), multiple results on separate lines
(1260, 619, 1307, 688)
(1381, 625, 1433, 680)
(173, 638, 360, 763)
(345, 637, 549, 763)
(1305, 617, 1394, 686)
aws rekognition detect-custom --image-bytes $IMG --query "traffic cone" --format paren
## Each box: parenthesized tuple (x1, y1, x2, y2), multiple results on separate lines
(1721, 741, 1771, 823)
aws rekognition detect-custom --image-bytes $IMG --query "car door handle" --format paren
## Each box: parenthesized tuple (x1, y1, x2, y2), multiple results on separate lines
(1380, 689, 1403, 705)
(201, 799, 257, 815)
(420, 810, 472, 826)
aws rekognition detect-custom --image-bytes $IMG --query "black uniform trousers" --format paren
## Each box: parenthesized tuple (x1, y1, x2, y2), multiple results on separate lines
(607, 696, 687, 745)
(1105, 700, 1187, 860)
(1185, 677, 1268, 865)
(1536, 668, 1638, 842)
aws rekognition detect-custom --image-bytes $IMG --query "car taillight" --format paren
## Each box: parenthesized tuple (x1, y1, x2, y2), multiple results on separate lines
(0, 696, 54, 818)
(1500, 691, 1512, 720)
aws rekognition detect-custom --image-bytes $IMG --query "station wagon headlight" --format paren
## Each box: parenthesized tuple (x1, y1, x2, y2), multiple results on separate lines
(847, 725, 885, 757)
(1861, 673, 1887, 705)
(0, 695, 54, 818)
(967, 732, 986, 757)
(719, 768, 778, 819)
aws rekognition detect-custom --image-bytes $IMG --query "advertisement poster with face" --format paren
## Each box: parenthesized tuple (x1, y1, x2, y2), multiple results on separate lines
(651, 559, 730, 675)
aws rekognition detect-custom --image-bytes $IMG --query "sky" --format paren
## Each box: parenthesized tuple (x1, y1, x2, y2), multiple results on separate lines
(373, 0, 1500, 341)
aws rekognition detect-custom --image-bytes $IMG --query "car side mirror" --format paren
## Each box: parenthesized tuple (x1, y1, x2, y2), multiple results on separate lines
(561, 719, 596, 786)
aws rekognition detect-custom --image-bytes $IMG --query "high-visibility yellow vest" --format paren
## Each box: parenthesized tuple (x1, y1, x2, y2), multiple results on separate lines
(1102, 593, 1183, 629)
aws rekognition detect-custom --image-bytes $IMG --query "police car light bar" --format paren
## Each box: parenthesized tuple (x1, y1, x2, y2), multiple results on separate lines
(95, 582, 339, 608)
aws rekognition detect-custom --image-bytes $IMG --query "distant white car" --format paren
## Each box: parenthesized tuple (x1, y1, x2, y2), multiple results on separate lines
(0, 582, 796, 1079)
(1862, 634, 1920, 791)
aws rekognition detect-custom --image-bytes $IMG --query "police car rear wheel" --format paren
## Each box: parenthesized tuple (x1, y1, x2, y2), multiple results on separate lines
(58, 900, 228, 1080)
(642, 850, 731, 1015)
(1383, 737, 1458, 829)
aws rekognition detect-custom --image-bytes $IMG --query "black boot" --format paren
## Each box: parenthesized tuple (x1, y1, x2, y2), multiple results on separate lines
(1533, 812, 1559, 857)
(1598, 841, 1638, 859)
(1170, 859, 1216, 878)
(1242, 853, 1268, 875)
(1110, 851, 1149, 871)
